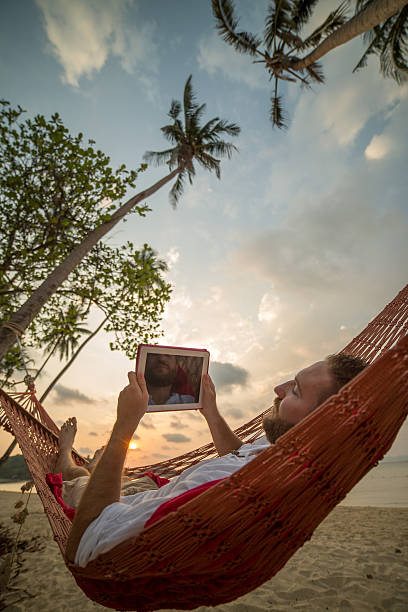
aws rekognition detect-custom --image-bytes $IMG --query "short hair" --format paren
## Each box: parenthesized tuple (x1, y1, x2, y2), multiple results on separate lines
(326, 353, 368, 392)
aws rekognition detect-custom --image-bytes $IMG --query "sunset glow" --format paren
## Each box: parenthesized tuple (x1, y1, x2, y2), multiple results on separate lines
(128, 441, 138, 450)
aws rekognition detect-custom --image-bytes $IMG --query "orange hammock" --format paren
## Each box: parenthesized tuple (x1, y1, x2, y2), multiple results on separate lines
(1, 284, 407, 611)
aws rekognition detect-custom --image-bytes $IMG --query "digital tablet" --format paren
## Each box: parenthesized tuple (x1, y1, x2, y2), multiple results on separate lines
(136, 344, 210, 412)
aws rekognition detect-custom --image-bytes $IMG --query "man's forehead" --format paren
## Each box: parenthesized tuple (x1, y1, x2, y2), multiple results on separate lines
(297, 361, 332, 386)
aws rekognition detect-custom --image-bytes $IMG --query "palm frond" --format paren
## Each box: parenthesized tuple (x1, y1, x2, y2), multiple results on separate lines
(276, 29, 304, 49)
(168, 147, 181, 170)
(352, 21, 387, 72)
(189, 103, 207, 134)
(209, 118, 241, 138)
(388, 7, 408, 82)
(264, 1, 293, 51)
(270, 93, 288, 130)
(187, 165, 196, 185)
(143, 148, 175, 167)
(202, 141, 238, 159)
(291, 0, 321, 31)
(183, 75, 198, 132)
(353, 6, 408, 83)
(197, 152, 221, 179)
(212, 0, 261, 56)
(168, 100, 181, 120)
(160, 120, 185, 144)
(198, 117, 220, 139)
(169, 170, 186, 208)
(304, 60, 325, 84)
(300, 1, 349, 50)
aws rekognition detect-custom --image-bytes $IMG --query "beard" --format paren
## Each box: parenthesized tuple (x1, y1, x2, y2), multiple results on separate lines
(262, 397, 294, 444)
(145, 361, 177, 388)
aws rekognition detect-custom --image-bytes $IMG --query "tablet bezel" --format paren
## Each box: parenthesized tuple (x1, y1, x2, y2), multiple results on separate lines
(136, 344, 210, 412)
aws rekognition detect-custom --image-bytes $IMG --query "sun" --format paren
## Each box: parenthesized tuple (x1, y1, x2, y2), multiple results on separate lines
(128, 441, 138, 450)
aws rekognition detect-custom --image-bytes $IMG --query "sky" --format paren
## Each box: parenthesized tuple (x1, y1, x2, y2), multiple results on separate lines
(1, 0, 407, 465)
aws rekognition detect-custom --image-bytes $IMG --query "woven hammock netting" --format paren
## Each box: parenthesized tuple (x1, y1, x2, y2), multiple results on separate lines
(1, 284, 407, 611)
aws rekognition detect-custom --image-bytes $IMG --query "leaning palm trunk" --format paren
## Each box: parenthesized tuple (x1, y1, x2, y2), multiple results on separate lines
(293, 0, 407, 70)
(39, 315, 108, 404)
(0, 168, 180, 361)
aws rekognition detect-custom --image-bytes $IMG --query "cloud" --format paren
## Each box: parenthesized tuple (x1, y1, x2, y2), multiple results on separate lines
(166, 247, 180, 269)
(162, 433, 191, 443)
(89, 431, 98, 436)
(52, 384, 95, 405)
(237, 187, 407, 301)
(197, 31, 266, 90)
(79, 447, 92, 455)
(131, 433, 140, 440)
(258, 293, 281, 323)
(36, 0, 159, 88)
(365, 134, 392, 160)
(224, 407, 244, 420)
(170, 418, 188, 430)
(209, 361, 249, 391)
(139, 418, 155, 429)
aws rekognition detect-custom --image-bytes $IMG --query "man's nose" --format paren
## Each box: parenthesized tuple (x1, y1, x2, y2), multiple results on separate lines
(274, 380, 294, 399)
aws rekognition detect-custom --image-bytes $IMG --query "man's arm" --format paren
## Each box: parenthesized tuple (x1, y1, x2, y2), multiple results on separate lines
(65, 371, 148, 563)
(200, 374, 243, 456)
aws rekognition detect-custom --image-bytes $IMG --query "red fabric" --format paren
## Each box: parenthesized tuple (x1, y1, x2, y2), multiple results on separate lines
(144, 478, 225, 528)
(46, 472, 76, 521)
(142, 471, 170, 487)
(171, 366, 195, 398)
(46, 471, 170, 522)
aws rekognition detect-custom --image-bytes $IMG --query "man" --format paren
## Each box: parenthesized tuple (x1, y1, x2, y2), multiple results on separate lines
(65, 353, 366, 566)
(144, 353, 195, 405)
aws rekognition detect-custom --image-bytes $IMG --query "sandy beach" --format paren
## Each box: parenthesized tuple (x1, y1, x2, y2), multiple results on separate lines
(0, 490, 407, 611)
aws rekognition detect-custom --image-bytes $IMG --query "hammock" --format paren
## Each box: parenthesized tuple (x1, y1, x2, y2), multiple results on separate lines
(1, 284, 407, 611)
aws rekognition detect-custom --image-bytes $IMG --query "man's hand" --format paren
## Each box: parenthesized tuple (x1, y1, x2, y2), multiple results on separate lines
(200, 373, 243, 456)
(200, 373, 219, 422)
(116, 372, 149, 436)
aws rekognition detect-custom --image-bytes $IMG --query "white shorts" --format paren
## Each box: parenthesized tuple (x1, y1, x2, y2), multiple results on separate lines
(61, 474, 159, 509)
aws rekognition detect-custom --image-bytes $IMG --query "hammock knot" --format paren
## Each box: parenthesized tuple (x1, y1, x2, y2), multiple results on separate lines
(24, 374, 36, 394)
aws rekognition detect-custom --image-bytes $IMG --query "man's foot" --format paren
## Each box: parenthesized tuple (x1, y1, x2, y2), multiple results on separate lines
(87, 446, 105, 471)
(58, 417, 77, 453)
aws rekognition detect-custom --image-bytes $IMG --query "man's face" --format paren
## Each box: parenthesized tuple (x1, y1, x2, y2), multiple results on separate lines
(145, 354, 178, 387)
(262, 361, 337, 443)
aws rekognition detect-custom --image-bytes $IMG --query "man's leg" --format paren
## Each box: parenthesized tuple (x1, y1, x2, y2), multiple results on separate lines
(54, 417, 90, 480)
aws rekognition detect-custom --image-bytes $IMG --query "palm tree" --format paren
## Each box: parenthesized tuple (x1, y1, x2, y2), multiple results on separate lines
(352, 0, 408, 83)
(144, 75, 240, 207)
(212, 0, 407, 129)
(0, 76, 240, 361)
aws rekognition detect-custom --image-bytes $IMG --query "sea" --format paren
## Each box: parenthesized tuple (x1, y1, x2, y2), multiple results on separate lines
(1, 460, 407, 507)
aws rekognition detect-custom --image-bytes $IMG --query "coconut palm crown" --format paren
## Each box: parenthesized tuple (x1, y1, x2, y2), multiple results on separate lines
(212, 0, 407, 130)
(144, 75, 240, 207)
(212, 0, 349, 129)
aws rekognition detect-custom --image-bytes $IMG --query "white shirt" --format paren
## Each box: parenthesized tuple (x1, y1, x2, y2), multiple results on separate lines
(75, 435, 270, 567)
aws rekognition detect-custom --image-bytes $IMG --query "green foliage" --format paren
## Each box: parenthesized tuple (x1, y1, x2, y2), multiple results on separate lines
(143, 75, 240, 207)
(0, 103, 170, 387)
(0, 101, 148, 318)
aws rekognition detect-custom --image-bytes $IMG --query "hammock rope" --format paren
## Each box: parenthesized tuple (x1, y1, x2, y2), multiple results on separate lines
(0, 284, 407, 611)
